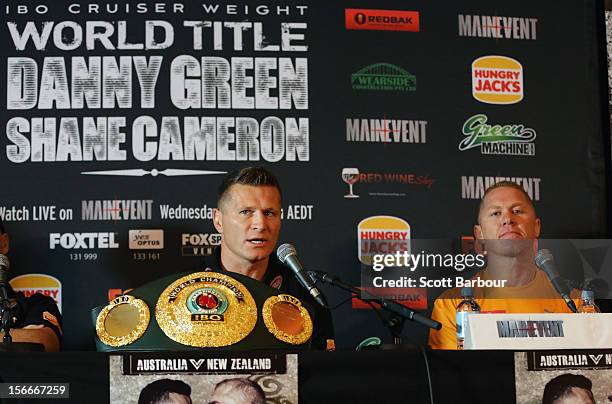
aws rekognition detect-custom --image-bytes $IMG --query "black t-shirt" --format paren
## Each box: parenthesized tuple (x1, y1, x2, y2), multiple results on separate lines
(6, 284, 63, 342)
(201, 247, 334, 349)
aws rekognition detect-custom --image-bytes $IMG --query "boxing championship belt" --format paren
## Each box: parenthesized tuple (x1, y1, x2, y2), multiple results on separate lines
(91, 270, 313, 352)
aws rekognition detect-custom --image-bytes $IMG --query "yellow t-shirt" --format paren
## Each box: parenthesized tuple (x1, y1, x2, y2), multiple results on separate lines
(428, 269, 577, 350)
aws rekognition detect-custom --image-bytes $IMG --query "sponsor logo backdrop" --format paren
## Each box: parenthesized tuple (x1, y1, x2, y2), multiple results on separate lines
(0, 0, 608, 348)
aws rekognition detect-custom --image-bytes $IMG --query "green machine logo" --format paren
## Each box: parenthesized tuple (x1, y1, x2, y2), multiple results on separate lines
(459, 114, 536, 156)
(352, 63, 416, 91)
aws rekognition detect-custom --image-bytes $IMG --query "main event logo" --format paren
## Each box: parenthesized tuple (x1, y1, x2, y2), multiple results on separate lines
(352, 63, 416, 91)
(472, 56, 523, 104)
(345, 9, 420, 32)
(497, 320, 564, 338)
(458, 114, 536, 156)
(82, 199, 153, 220)
(461, 176, 541, 201)
(346, 117, 427, 143)
(458, 14, 537, 40)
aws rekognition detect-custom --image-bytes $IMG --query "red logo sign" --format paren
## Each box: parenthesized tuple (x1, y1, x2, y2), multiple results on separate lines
(352, 287, 427, 310)
(345, 9, 420, 32)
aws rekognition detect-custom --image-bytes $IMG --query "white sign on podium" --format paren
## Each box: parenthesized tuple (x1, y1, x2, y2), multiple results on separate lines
(464, 313, 612, 350)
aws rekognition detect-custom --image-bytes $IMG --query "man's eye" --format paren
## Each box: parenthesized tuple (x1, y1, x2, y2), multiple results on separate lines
(513, 209, 523, 214)
(490, 211, 500, 216)
(240, 210, 251, 215)
(264, 211, 276, 216)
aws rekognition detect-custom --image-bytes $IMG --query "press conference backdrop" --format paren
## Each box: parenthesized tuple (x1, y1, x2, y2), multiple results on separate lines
(0, 0, 609, 349)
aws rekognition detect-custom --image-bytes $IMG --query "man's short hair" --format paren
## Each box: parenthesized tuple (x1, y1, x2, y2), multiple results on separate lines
(138, 379, 192, 404)
(542, 373, 593, 404)
(478, 180, 536, 223)
(213, 378, 265, 404)
(217, 166, 282, 208)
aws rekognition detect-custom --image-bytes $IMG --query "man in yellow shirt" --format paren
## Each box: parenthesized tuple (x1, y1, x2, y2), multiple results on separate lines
(428, 181, 575, 350)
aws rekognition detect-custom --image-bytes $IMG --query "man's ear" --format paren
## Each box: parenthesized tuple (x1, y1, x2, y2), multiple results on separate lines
(534, 217, 541, 238)
(0, 233, 9, 255)
(473, 224, 486, 252)
(213, 209, 223, 233)
(474, 224, 483, 240)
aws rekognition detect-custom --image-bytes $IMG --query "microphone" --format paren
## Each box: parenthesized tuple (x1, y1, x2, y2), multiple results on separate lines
(535, 249, 577, 313)
(276, 243, 328, 307)
(310, 270, 442, 330)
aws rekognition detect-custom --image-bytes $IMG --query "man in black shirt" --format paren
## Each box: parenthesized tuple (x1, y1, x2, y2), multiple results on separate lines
(0, 219, 62, 351)
(206, 167, 334, 349)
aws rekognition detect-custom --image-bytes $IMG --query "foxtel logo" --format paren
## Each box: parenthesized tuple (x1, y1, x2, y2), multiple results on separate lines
(49, 232, 119, 249)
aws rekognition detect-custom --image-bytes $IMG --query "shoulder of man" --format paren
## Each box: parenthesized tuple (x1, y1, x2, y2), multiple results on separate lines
(13, 291, 63, 340)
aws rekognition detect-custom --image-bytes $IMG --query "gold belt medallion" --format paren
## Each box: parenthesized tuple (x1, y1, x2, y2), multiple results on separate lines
(96, 295, 150, 347)
(263, 294, 313, 345)
(156, 272, 257, 347)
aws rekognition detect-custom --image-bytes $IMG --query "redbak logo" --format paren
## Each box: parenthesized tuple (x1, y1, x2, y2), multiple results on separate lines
(345, 9, 420, 32)
(352, 287, 427, 310)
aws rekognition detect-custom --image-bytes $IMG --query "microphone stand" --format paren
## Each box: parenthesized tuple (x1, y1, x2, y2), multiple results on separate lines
(310, 271, 441, 346)
(0, 281, 14, 343)
(0, 284, 44, 352)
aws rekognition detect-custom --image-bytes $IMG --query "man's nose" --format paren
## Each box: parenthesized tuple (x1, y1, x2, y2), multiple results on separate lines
(250, 211, 267, 230)
(501, 210, 515, 225)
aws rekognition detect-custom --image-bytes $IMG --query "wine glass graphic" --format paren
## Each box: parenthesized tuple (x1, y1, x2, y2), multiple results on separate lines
(342, 168, 360, 198)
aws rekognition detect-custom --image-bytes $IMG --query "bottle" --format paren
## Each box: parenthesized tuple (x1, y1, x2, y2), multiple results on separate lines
(577, 290, 600, 313)
(456, 287, 481, 350)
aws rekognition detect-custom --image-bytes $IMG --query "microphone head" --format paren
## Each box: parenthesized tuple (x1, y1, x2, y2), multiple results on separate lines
(0, 254, 9, 270)
(534, 249, 554, 270)
(276, 243, 297, 264)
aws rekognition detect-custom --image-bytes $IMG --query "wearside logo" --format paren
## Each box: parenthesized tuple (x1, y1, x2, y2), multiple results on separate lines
(472, 56, 523, 105)
(345, 9, 420, 32)
(352, 63, 416, 91)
